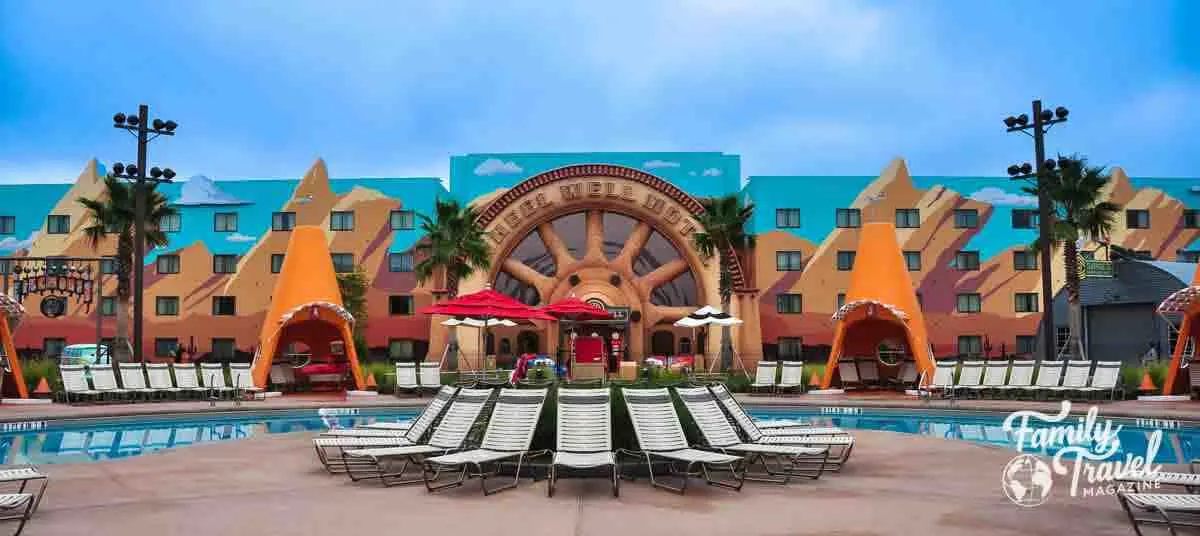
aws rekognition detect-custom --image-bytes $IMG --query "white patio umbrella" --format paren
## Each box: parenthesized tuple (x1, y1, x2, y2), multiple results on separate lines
(674, 305, 743, 373)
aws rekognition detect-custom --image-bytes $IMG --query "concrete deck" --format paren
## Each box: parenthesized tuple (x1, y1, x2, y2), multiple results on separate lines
(18, 426, 1143, 536)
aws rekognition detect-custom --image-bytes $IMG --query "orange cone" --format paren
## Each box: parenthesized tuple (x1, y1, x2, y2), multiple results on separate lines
(809, 371, 822, 388)
(33, 378, 51, 398)
(1139, 371, 1156, 392)
(365, 373, 378, 391)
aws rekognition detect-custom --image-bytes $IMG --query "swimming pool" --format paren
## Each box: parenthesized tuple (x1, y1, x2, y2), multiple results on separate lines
(0, 408, 418, 465)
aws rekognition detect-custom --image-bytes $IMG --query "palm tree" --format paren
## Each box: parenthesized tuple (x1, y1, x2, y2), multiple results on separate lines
(413, 199, 491, 368)
(1022, 155, 1119, 359)
(78, 176, 177, 362)
(691, 194, 755, 366)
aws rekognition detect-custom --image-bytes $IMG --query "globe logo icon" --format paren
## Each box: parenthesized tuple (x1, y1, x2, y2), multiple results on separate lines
(1002, 454, 1053, 507)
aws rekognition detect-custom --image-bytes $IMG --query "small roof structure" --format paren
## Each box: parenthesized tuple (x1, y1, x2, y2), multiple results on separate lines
(251, 226, 364, 390)
(1158, 262, 1200, 395)
(674, 305, 743, 328)
(821, 222, 934, 388)
(0, 294, 28, 398)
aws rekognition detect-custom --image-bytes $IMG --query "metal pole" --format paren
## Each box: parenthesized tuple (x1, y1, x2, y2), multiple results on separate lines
(132, 104, 149, 363)
(1032, 99, 1055, 361)
(95, 260, 103, 353)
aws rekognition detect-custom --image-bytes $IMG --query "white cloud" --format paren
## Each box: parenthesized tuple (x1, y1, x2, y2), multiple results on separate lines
(643, 160, 681, 169)
(701, 167, 722, 177)
(968, 187, 1037, 207)
(226, 232, 258, 243)
(0, 231, 38, 252)
(473, 158, 523, 176)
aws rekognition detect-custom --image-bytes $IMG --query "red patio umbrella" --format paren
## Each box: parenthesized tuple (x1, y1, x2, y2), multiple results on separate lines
(419, 287, 556, 369)
(540, 295, 612, 378)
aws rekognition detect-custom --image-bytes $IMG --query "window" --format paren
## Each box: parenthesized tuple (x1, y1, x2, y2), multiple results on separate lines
(0, 216, 13, 235)
(156, 254, 180, 274)
(389, 252, 414, 272)
(104, 220, 121, 234)
(159, 213, 181, 233)
(954, 209, 979, 229)
(957, 335, 983, 358)
(895, 208, 920, 228)
(776, 251, 803, 272)
(211, 338, 236, 360)
(155, 296, 179, 316)
(1012, 209, 1038, 229)
(1179, 250, 1200, 263)
(1055, 326, 1070, 351)
(1126, 209, 1150, 229)
(954, 250, 980, 271)
(272, 211, 296, 231)
(213, 254, 238, 274)
(835, 208, 861, 228)
(100, 296, 116, 317)
(46, 257, 67, 275)
(1016, 335, 1037, 356)
(330, 211, 355, 231)
(1013, 250, 1038, 270)
(46, 215, 70, 234)
(212, 296, 236, 316)
(43, 338, 66, 358)
(836, 251, 856, 271)
(956, 293, 981, 313)
(837, 293, 846, 309)
(270, 254, 285, 274)
(778, 337, 803, 360)
(776, 294, 802, 314)
(390, 210, 415, 230)
(331, 253, 354, 273)
(1185, 210, 1200, 229)
(775, 208, 801, 228)
(0, 260, 8, 275)
(389, 339, 415, 360)
(389, 295, 414, 316)
(1014, 292, 1039, 313)
(100, 256, 117, 274)
(154, 338, 179, 358)
(903, 251, 921, 271)
(214, 212, 238, 232)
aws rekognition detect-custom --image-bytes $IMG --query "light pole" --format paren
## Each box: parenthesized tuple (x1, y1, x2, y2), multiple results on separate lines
(1004, 101, 1069, 361)
(110, 105, 177, 362)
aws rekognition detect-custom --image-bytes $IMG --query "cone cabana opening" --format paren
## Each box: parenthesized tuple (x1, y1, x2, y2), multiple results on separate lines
(251, 226, 364, 390)
(821, 222, 935, 389)
(1157, 265, 1200, 395)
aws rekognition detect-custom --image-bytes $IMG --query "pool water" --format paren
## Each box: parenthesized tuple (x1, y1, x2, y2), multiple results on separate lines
(0, 408, 417, 465)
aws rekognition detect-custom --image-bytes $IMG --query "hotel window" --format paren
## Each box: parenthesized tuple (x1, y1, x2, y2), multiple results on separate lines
(835, 208, 861, 228)
(270, 254, 285, 274)
(156, 254, 180, 274)
(272, 211, 296, 231)
(389, 252, 414, 273)
(100, 296, 117, 317)
(1016, 335, 1037, 356)
(211, 338, 236, 360)
(778, 337, 803, 360)
(957, 335, 983, 358)
(389, 338, 416, 360)
(954, 209, 979, 229)
(156, 296, 180, 316)
(775, 251, 803, 271)
(954, 250, 981, 271)
(1012, 209, 1037, 229)
(43, 338, 66, 358)
(903, 251, 921, 271)
(213, 254, 238, 274)
(837, 293, 846, 309)
(330, 211, 355, 231)
(1013, 250, 1038, 270)
(895, 209, 920, 229)
(154, 338, 179, 358)
(100, 256, 117, 274)
(956, 293, 981, 313)
(1126, 209, 1150, 229)
(1179, 250, 1200, 263)
(390, 210, 416, 230)
(0, 260, 8, 275)
(1185, 210, 1200, 229)
(212, 296, 236, 316)
(0, 216, 13, 235)
(775, 208, 801, 228)
(160, 213, 181, 233)
(776, 293, 802, 314)
(836, 251, 856, 271)
(47, 215, 70, 234)
(331, 253, 354, 273)
(1014, 292, 1039, 313)
(214, 212, 238, 232)
(389, 295, 414, 316)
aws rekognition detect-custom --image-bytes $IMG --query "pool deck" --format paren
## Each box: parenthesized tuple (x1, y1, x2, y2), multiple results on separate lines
(17, 424, 1147, 536)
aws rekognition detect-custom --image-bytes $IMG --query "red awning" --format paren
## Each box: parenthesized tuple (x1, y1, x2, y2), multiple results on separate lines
(419, 287, 556, 321)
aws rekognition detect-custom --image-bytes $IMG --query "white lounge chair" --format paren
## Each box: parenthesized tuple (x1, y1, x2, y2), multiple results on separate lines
(1118, 492, 1200, 535)
(1033, 360, 1065, 399)
(0, 493, 35, 536)
(57, 365, 99, 403)
(342, 388, 492, 485)
(548, 388, 617, 497)
(199, 363, 235, 399)
(1078, 361, 1123, 400)
(229, 363, 265, 400)
(313, 385, 459, 472)
(676, 387, 829, 483)
(921, 361, 957, 399)
(952, 361, 984, 398)
(424, 388, 549, 495)
(749, 361, 777, 394)
(777, 362, 805, 393)
(88, 365, 129, 401)
(145, 364, 184, 400)
(269, 364, 296, 392)
(995, 360, 1035, 398)
(0, 467, 47, 514)
(618, 388, 745, 494)
(709, 383, 846, 435)
(394, 362, 419, 393)
(169, 363, 209, 398)
(857, 359, 880, 386)
(1116, 461, 1200, 494)
(893, 361, 919, 389)
(709, 384, 855, 470)
(967, 360, 1009, 398)
(118, 363, 158, 401)
(418, 362, 442, 394)
(837, 360, 861, 390)
(1047, 360, 1091, 399)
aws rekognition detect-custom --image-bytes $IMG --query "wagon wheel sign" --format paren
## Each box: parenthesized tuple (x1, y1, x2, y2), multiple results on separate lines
(7, 260, 96, 317)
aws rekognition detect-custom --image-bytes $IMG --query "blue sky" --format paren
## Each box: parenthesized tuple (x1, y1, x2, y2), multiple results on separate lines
(1, 0, 1197, 186)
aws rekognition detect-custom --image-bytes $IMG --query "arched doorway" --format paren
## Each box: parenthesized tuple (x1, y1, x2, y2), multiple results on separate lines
(517, 331, 539, 354)
(651, 331, 675, 356)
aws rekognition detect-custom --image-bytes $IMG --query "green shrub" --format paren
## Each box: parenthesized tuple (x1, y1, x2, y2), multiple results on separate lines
(802, 363, 825, 388)
(20, 358, 60, 394)
(360, 362, 395, 393)
(1147, 361, 1170, 390)
(1120, 365, 1145, 397)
